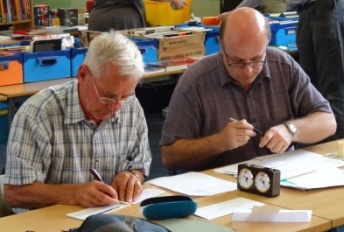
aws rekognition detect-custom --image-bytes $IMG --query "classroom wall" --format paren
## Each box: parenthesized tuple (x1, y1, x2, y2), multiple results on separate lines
(33, 0, 221, 17)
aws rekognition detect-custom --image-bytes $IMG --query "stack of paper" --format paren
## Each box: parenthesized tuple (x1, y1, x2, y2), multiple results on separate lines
(215, 150, 344, 190)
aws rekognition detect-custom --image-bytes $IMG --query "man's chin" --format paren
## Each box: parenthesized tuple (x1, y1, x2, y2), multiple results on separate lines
(97, 113, 114, 121)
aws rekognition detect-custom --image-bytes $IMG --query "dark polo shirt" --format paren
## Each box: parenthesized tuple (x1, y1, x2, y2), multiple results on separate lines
(160, 47, 332, 171)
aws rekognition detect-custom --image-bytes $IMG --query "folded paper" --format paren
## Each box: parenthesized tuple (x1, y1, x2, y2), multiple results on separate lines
(232, 205, 312, 223)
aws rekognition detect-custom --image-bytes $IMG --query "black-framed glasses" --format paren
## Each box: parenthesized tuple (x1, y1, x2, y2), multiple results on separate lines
(90, 73, 134, 105)
(223, 50, 267, 69)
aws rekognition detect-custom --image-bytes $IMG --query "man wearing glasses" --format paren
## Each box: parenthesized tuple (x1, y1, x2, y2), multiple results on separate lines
(160, 7, 336, 172)
(3, 32, 152, 213)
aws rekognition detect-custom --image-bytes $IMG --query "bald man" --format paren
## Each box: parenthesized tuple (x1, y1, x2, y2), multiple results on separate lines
(160, 7, 336, 172)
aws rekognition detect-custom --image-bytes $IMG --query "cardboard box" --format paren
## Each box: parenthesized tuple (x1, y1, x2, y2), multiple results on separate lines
(0, 52, 23, 87)
(175, 22, 220, 55)
(158, 42, 205, 61)
(157, 32, 205, 48)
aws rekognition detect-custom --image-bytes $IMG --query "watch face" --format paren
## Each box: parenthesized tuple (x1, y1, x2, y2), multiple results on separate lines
(255, 171, 271, 193)
(238, 168, 254, 189)
(285, 122, 297, 135)
(290, 124, 297, 133)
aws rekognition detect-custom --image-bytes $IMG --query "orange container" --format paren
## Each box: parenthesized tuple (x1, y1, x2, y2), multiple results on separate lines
(144, 0, 193, 26)
(202, 16, 220, 26)
(0, 53, 23, 87)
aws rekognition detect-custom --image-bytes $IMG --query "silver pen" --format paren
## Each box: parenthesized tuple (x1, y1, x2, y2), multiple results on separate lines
(229, 117, 264, 136)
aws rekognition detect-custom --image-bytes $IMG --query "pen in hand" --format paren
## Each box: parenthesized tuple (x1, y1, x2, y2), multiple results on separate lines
(229, 117, 264, 136)
(89, 168, 131, 205)
(89, 168, 104, 182)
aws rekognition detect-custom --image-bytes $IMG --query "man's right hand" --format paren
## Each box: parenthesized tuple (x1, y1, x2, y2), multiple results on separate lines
(74, 181, 118, 207)
(220, 119, 256, 150)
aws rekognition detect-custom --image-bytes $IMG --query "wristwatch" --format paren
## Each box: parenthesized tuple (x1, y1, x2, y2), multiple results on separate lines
(284, 122, 297, 137)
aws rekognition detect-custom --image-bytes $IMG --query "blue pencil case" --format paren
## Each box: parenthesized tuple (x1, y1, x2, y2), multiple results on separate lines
(140, 195, 197, 220)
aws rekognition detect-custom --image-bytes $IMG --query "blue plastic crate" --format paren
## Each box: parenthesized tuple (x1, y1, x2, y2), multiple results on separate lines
(130, 37, 159, 63)
(23, 50, 71, 83)
(71, 47, 88, 77)
(269, 20, 298, 46)
(203, 25, 219, 55)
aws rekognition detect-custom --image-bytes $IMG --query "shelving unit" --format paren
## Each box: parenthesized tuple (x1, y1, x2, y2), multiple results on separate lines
(0, 0, 33, 31)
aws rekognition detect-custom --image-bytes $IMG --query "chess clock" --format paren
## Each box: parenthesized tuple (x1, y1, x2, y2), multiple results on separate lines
(237, 163, 281, 197)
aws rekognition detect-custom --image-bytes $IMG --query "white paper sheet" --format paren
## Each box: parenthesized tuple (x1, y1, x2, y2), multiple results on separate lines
(281, 167, 344, 190)
(66, 188, 165, 220)
(147, 172, 237, 196)
(67, 203, 121, 220)
(232, 205, 312, 222)
(195, 197, 264, 220)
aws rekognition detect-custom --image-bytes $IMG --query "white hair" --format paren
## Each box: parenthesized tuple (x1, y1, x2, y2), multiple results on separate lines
(83, 31, 144, 79)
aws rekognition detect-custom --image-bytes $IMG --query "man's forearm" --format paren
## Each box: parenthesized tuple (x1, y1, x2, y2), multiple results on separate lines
(291, 112, 336, 143)
(162, 133, 227, 171)
(4, 182, 78, 210)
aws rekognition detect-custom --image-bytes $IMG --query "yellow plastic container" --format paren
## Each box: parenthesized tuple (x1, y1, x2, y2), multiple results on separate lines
(144, 0, 192, 26)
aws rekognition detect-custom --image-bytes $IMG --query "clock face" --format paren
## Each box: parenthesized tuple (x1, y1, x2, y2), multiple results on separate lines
(255, 171, 271, 193)
(238, 168, 254, 189)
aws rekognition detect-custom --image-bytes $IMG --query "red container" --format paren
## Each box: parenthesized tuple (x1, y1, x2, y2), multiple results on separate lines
(86, 0, 94, 13)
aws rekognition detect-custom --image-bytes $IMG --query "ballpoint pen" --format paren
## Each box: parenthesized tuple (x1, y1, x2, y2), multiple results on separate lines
(89, 168, 131, 205)
(89, 168, 104, 182)
(229, 117, 264, 136)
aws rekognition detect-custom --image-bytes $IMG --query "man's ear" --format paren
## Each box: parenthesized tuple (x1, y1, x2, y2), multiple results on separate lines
(78, 65, 88, 84)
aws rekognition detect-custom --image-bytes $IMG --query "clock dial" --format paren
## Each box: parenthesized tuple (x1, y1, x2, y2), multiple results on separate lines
(238, 168, 254, 189)
(255, 171, 271, 193)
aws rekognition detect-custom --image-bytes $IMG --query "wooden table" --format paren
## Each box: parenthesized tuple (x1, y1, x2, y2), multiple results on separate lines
(1, 140, 343, 231)
(206, 139, 344, 228)
(0, 192, 331, 232)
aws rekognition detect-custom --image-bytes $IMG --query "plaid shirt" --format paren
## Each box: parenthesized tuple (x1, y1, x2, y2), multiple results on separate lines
(5, 80, 151, 211)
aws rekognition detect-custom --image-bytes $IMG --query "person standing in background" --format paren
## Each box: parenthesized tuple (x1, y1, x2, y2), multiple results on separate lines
(220, 0, 291, 14)
(88, 0, 188, 31)
(222, 0, 344, 141)
(236, 0, 291, 14)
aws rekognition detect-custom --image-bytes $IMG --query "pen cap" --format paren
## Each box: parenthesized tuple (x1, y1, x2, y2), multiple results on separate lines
(140, 195, 197, 220)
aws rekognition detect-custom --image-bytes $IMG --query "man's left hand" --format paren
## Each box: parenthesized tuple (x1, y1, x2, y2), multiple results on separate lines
(112, 171, 143, 203)
(258, 124, 293, 154)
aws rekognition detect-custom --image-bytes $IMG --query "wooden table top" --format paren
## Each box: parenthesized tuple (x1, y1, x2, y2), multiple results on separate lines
(0, 139, 342, 232)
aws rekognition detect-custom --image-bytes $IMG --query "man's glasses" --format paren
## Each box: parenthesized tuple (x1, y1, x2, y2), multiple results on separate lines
(223, 50, 266, 69)
(90, 73, 134, 105)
